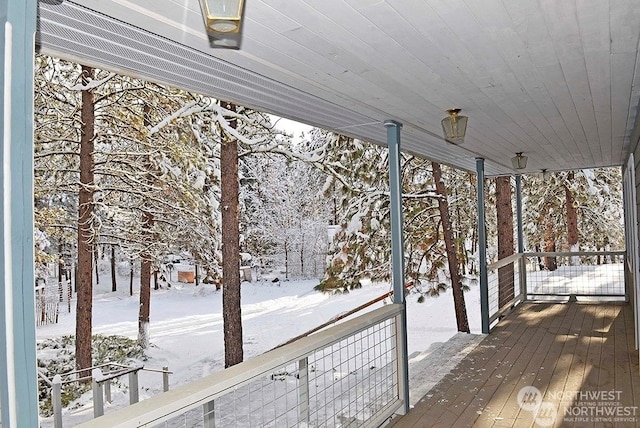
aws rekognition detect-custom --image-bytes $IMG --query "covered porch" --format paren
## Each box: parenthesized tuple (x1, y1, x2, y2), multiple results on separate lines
(391, 301, 640, 427)
(3, 0, 640, 426)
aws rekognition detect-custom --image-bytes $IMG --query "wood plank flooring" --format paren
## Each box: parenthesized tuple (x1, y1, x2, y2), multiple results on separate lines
(389, 302, 639, 428)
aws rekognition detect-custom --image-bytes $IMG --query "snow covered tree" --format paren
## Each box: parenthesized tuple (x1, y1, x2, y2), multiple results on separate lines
(33, 56, 79, 280)
(299, 133, 477, 304)
(242, 152, 329, 279)
(522, 168, 624, 264)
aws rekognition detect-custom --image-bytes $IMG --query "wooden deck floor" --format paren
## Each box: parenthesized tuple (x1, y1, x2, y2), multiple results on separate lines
(390, 302, 640, 427)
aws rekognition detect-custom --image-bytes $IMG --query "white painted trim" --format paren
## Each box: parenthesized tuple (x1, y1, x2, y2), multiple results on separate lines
(3, 20, 17, 428)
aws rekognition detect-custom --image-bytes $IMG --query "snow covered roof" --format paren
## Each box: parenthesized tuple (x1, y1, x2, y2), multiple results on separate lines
(36, 0, 640, 176)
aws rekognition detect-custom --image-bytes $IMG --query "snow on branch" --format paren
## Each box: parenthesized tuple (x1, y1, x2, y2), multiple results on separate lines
(147, 101, 200, 136)
(67, 72, 117, 91)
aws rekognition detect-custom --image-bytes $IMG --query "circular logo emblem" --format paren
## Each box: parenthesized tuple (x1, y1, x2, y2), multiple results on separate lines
(534, 402, 557, 427)
(517, 386, 543, 412)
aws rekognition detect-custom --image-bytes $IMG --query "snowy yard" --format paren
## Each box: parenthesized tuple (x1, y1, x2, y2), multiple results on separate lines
(36, 268, 482, 426)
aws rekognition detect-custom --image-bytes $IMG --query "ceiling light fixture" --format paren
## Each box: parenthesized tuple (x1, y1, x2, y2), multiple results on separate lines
(441, 109, 468, 145)
(541, 169, 550, 181)
(511, 152, 528, 170)
(199, 0, 245, 48)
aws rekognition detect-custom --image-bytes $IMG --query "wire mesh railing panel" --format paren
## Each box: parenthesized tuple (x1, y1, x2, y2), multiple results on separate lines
(144, 308, 401, 428)
(487, 255, 523, 324)
(524, 252, 625, 299)
(307, 318, 397, 427)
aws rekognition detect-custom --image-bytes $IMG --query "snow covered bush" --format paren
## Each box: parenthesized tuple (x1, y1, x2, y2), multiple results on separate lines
(37, 334, 146, 416)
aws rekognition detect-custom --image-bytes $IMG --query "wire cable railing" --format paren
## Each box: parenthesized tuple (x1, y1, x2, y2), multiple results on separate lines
(487, 250, 626, 331)
(77, 304, 405, 428)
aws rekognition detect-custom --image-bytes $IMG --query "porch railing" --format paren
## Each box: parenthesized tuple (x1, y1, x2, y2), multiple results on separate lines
(523, 251, 626, 300)
(487, 250, 626, 330)
(487, 253, 525, 326)
(78, 304, 405, 428)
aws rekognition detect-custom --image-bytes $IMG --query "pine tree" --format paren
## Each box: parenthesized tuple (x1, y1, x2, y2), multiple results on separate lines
(433, 162, 469, 333)
(76, 65, 95, 377)
(495, 176, 515, 307)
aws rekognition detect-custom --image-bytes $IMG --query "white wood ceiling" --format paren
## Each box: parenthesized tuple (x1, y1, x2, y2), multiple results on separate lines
(37, 0, 640, 176)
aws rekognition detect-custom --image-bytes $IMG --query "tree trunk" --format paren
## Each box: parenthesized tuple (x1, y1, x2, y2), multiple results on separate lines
(495, 176, 515, 309)
(432, 162, 469, 333)
(221, 101, 243, 367)
(139, 257, 151, 348)
(564, 172, 579, 264)
(544, 218, 557, 271)
(138, 211, 153, 349)
(58, 241, 64, 302)
(300, 233, 305, 277)
(110, 245, 117, 292)
(75, 65, 95, 377)
(129, 261, 134, 296)
(138, 104, 153, 349)
(284, 240, 289, 280)
(94, 244, 99, 285)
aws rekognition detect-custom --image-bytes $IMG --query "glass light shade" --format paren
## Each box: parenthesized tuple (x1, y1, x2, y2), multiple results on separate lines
(441, 109, 468, 145)
(511, 153, 528, 170)
(200, 0, 244, 33)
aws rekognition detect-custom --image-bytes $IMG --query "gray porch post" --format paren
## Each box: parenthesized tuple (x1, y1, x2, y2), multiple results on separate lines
(476, 159, 490, 334)
(384, 120, 410, 414)
(0, 0, 39, 426)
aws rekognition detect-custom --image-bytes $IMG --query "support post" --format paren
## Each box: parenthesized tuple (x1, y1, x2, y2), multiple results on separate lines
(162, 366, 169, 392)
(384, 120, 410, 414)
(298, 357, 310, 424)
(623, 156, 639, 336)
(129, 370, 139, 405)
(104, 379, 112, 403)
(203, 400, 215, 428)
(476, 159, 490, 334)
(52, 375, 63, 428)
(0, 1, 38, 426)
(515, 175, 527, 298)
(92, 369, 104, 418)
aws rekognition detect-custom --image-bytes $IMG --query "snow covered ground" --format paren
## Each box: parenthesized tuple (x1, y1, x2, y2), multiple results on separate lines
(36, 268, 483, 426)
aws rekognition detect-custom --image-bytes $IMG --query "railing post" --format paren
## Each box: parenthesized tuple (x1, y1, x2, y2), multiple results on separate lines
(298, 357, 310, 424)
(519, 255, 527, 299)
(104, 379, 112, 403)
(163, 366, 169, 392)
(52, 375, 63, 428)
(129, 370, 139, 405)
(92, 369, 104, 418)
(203, 400, 215, 428)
